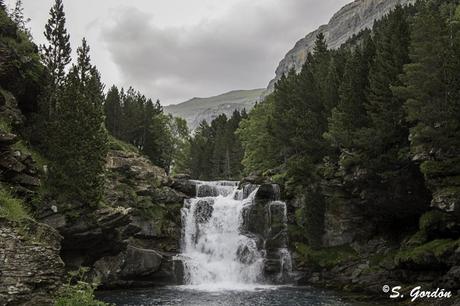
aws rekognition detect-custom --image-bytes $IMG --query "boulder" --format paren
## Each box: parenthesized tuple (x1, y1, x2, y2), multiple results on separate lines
(93, 245, 182, 288)
(0, 219, 64, 306)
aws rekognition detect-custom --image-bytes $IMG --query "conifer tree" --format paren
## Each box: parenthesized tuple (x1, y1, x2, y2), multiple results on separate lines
(11, 0, 29, 32)
(360, 5, 411, 167)
(41, 0, 71, 117)
(104, 85, 122, 138)
(49, 38, 108, 205)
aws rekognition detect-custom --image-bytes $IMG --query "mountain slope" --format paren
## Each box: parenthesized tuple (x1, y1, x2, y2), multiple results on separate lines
(266, 0, 414, 92)
(165, 89, 264, 130)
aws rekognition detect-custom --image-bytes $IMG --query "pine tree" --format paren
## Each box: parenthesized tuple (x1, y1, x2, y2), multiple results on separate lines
(326, 44, 372, 149)
(360, 5, 411, 166)
(11, 0, 30, 32)
(104, 86, 122, 138)
(41, 0, 71, 118)
(49, 38, 108, 205)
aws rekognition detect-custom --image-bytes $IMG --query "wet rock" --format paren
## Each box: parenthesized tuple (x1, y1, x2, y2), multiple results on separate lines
(197, 184, 218, 197)
(255, 184, 280, 202)
(170, 179, 197, 197)
(93, 245, 182, 288)
(194, 199, 214, 224)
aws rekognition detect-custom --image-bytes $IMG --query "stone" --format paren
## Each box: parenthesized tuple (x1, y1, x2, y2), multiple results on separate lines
(0, 153, 26, 173)
(170, 179, 197, 197)
(11, 173, 40, 187)
(92, 245, 183, 288)
(0, 219, 64, 305)
(0, 132, 17, 147)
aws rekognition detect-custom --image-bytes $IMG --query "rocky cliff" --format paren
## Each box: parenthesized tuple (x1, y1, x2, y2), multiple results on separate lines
(266, 0, 414, 93)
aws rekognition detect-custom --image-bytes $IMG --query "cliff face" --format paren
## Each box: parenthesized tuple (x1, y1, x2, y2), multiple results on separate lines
(266, 0, 414, 92)
(0, 219, 64, 306)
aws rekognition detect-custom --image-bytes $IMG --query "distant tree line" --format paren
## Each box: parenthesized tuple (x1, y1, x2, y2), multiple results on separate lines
(176, 110, 247, 180)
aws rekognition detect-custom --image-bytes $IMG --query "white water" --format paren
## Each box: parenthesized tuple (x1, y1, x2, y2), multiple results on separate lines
(180, 181, 266, 290)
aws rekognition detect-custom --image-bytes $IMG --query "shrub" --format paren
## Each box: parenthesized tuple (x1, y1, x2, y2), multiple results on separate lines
(0, 188, 29, 221)
(55, 268, 111, 306)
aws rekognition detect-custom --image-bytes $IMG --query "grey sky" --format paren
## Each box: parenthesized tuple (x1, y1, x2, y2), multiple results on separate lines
(7, 0, 349, 105)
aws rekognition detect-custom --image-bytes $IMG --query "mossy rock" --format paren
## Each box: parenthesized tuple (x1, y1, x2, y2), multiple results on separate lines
(419, 210, 459, 239)
(295, 242, 358, 269)
(421, 158, 460, 179)
(395, 239, 460, 268)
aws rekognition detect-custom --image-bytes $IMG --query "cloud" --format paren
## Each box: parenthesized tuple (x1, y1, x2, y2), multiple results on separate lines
(101, 0, 349, 104)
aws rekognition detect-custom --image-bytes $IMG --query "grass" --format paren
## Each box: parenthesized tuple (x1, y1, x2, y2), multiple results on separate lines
(108, 135, 139, 153)
(0, 187, 30, 221)
(12, 140, 49, 170)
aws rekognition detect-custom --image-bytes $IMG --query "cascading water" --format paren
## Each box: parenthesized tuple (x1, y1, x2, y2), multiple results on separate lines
(178, 180, 292, 290)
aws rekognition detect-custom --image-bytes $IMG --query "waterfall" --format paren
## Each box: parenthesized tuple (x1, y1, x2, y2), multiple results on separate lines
(178, 180, 292, 290)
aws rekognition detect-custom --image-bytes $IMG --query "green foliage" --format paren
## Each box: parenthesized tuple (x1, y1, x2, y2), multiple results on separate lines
(186, 110, 246, 180)
(395, 239, 460, 266)
(55, 268, 111, 306)
(237, 96, 280, 174)
(419, 210, 451, 233)
(0, 8, 44, 116)
(12, 140, 48, 169)
(295, 242, 357, 269)
(47, 39, 108, 206)
(108, 135, 139, 154)
(104, 85, 185, 173)
(0, 187, 29, 221)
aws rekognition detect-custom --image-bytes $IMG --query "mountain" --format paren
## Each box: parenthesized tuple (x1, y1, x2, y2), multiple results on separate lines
(266, 0, 414, 92)
(165, 89, 264, 130)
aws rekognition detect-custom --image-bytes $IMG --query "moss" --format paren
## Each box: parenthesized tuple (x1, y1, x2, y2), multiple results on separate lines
(108, 136, 139, 154)
(11, 140, 48, 170)
(395, 239, 460, 266)
(295, 243, 358, 269)
(0, 188, 30, 221)
(420, 158, 460, 178)
(0, 116, 12, 132)
(419, 210, 451, 233)
(405, 230, 428, 247)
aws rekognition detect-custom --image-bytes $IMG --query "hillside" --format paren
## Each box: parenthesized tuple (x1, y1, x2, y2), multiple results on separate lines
(164, 89, 264, 130)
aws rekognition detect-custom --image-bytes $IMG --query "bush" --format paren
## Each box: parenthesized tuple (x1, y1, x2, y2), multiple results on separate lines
(0, 188, 29, 221)
(55, 268, 111, 306)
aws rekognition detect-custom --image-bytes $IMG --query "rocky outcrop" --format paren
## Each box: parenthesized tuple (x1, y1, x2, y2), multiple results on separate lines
(266, 0, 414, 93)
(241, 183, 291, 282)
(0, 91, 42, 201)
(80, 149, 187, 288)
(0, 218, 64, 306)
(92, 245, 183, 288)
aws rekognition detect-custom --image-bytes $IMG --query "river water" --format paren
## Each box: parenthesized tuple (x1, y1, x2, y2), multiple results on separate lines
(97, 285, 375, 306)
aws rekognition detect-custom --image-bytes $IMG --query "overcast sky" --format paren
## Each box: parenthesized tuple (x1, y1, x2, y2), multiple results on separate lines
(6, 0, 349, 105)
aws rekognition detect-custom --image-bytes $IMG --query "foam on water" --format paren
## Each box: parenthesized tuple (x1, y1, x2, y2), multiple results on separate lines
(180, 180, 265, 290)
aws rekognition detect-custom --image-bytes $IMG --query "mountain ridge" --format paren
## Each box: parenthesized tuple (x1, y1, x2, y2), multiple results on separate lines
(164, 88, 264, 130)
(266, 0, 414, 92)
